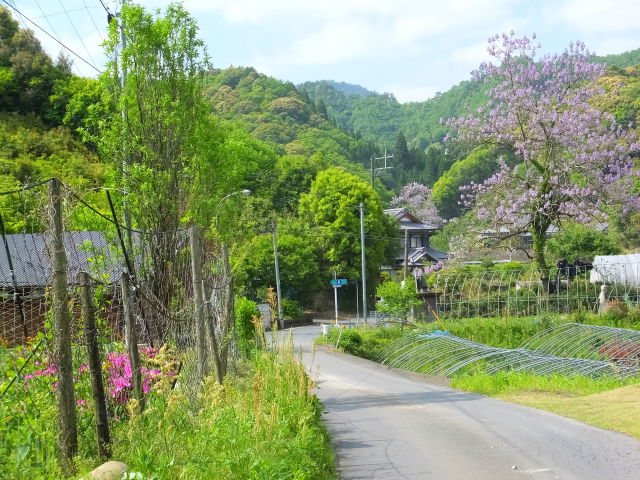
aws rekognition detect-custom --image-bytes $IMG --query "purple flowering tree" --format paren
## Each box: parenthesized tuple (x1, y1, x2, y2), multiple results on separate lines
(447, 32, 640, 289)
(390, 182, 443, 225)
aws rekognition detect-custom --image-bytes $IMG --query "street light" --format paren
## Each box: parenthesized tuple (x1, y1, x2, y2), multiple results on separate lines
(218, 189, 251, 207)
(215, 189, 251, 228)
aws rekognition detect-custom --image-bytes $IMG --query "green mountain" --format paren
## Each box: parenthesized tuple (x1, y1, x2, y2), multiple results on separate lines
(298, 79, 486, 150)
(205, 66, 380, 174)
(299, 48, 640, 151)
(594, 47, 640, 68)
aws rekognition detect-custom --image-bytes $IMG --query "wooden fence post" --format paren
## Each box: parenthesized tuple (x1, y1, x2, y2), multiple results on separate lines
(190, 225, 208, 382)
(78, 272, 110, 458)
(220, 244, 234, 376)
(121, 271, 144, 411)
(47, 178, 77, 463)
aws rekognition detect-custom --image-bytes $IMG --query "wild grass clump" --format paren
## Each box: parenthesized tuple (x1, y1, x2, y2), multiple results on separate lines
(416, 314, 563, 348)
(88, 341, 335, 480)
(318, 325, 405, 359)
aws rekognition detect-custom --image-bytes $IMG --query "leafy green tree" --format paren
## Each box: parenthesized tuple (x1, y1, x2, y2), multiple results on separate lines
(432, 146, 510, 219)
(422, 143, 444, 186)
(100, 2, 216, 313)
(546, 223, 621, 262)
(0, 7, 69, 118)
(270, 153, 328, 213)
(232, 232, 320, 304)
(101, 2, 212, 232)
(299, 167, 389, 296)
(48, 76, 109, 146)
(376, 278, 421, 320)
(394, 132, 411, 170)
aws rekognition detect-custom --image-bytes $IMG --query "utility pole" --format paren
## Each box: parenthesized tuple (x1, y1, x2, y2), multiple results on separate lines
(111, 0, 134, 254)
(370, 148, 394, 186)
(333, 271, 339, 325)
(360, 202, 367, 323)
(403, 228, 409, 281)
(272, 217, 284, 329)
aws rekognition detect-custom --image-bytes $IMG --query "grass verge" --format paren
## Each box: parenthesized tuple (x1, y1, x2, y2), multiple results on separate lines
(77, 344, 335, 479)
(452, 371, 640, 439)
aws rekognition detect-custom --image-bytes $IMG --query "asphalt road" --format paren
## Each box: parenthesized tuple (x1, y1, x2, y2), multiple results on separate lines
(290, 325, 640, 480)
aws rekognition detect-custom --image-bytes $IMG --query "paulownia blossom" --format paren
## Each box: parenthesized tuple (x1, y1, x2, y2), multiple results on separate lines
(447, 32, 640, 278)
(390, 183, 443, 225)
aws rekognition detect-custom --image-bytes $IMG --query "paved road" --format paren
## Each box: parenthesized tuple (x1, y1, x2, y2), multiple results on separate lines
(290, 325, 640, 480)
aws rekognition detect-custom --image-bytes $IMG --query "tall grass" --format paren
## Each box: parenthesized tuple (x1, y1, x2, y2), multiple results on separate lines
(78, 339, 335, 480)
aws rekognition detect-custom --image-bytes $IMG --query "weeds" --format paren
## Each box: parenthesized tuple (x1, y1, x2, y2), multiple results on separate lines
(87, 340, 335, 480)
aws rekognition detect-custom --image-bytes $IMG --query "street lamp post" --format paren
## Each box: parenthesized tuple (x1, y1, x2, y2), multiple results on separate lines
(215, 189, 251, 229)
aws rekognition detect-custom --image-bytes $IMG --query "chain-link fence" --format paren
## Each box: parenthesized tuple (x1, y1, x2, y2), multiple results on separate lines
(0, 178, 234, 462)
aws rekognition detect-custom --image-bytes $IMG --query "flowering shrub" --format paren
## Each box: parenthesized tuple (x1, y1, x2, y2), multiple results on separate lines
(23, 344, 177, 410)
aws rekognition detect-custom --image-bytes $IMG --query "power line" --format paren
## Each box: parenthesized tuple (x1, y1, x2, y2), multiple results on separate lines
(33, 0, 60, 40)
(5, 0, 26, 30)
(81, 0, 105, 43)
(98, 0, 114, 16)
(0, 0, 100, 73)
(57, 0, 98, 69)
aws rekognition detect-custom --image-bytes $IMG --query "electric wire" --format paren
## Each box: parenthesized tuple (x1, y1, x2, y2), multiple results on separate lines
(5, 0, 27, 30)
(57, 0, 98, 69)
(81, 0, 105, 43)
(98, 0, 114, 16)
(0, 0, 100, 73)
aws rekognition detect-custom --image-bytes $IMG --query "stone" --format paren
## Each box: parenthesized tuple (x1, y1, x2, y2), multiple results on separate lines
(86, 461, 128, 480)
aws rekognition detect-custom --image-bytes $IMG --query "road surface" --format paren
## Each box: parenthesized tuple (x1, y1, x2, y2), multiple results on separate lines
(291, 325, 640, 480)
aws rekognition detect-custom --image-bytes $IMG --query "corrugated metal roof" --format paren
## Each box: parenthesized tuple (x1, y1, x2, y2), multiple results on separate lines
(0, 232, 123, 287)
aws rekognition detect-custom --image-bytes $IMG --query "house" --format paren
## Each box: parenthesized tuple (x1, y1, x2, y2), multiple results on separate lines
(478, 223, 609, 262)
(0, 231, 125, 345)
(383, 208, 448, 269)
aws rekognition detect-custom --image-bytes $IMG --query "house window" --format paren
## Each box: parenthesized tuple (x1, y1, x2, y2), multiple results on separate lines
(410, 235, 423, 248)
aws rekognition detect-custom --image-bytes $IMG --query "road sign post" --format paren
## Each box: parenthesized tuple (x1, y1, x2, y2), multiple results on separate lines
(330, 275, 348, 324)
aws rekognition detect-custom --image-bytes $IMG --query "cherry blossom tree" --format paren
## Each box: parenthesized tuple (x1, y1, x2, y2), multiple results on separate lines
(390, 182, 443, 225)
(447, 32, 640, 289)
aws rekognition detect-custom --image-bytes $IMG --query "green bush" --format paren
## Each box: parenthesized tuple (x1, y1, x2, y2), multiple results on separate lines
(235, 297, 260, 357)
(281, 297, 303, 320)
(322, 325, 405, 359)
(79, 347, 336, 479)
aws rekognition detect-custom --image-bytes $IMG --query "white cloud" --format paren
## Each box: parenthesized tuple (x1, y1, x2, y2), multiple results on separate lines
(384, 84, 439, 103)
(548, 0, 640, 33)
(231, 0, 518, 75)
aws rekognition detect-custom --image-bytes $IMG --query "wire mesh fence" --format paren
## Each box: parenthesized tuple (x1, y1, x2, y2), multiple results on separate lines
(0, 181, 230, 351)
(0, 178, 235, 462)
(431, 263, 640, 319)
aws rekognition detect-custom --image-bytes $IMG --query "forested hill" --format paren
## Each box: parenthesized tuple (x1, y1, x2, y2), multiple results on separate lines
(205, 67, 379, 172)
(299, 47, 640, 150)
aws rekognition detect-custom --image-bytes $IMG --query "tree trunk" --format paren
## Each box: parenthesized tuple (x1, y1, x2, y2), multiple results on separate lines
(531, 224, 554, 294)
(48, 178, 78, 466)
(78, 272, 110, 458)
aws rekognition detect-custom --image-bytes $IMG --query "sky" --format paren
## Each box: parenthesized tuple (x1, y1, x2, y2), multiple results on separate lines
(6, 0, 640, 102)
